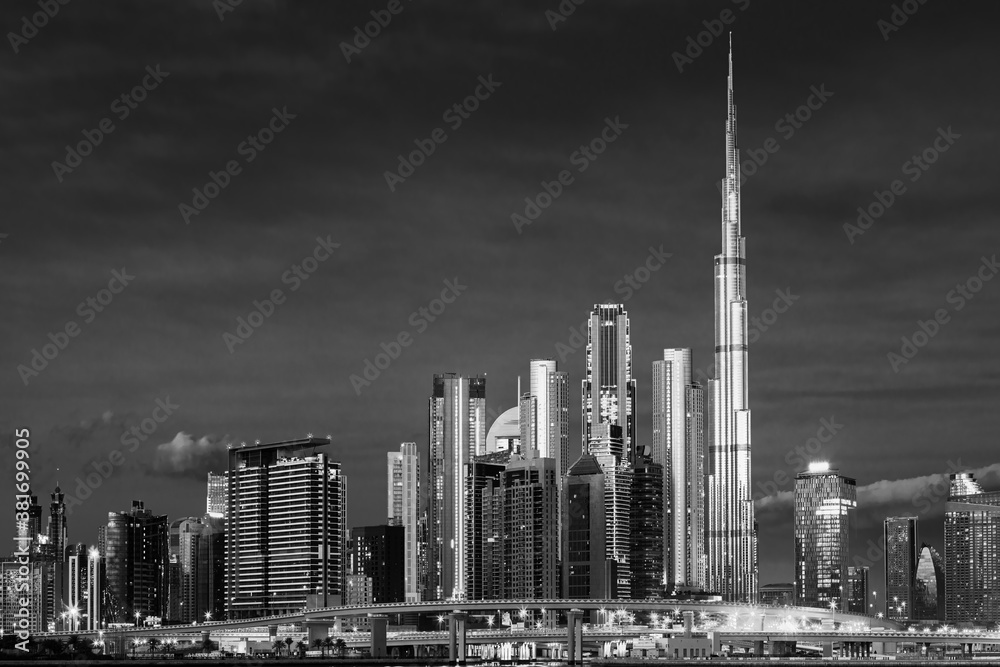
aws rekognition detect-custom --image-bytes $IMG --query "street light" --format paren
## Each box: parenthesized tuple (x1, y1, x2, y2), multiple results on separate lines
(205, 611, 212, 622)
(134, 611, 142, 627)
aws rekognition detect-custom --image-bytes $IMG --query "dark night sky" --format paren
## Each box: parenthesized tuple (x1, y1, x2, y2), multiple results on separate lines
(2, 1, 999, 602)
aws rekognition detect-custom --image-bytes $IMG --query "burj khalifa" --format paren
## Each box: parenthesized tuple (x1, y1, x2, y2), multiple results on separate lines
(706, 37, 758, 603)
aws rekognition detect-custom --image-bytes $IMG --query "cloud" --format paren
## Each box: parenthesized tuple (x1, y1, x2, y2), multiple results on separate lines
(756, 461, 1000, 519)
(152, 432, 230, 478)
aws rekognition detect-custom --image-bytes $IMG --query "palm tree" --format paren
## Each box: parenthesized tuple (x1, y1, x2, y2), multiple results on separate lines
(201, 636, 216, 654)
(284, 637, 293, 657)
(312, 638, 324, 657)
(272, 638, 285, 657)
(334, 637, 347, 658)
(322, 636, 334, 657)
(130, 638, 140, 658)
(296, 640, 306, 657)
(148, 637, 160, 655)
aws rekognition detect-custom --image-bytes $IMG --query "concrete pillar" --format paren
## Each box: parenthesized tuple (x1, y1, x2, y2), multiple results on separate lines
(822, 641, 833, 658)
(682, 611, 694, 637)
(305, 620, 327, 645)
(753, 640, 764, 656)
(447, 612, 467, 665)
(566, 609, 581, 665)
(369, 614, 388, 658)
(448, 615, 458, 665)
(268, 624, 277, 641)
(201, 630, 210, 651)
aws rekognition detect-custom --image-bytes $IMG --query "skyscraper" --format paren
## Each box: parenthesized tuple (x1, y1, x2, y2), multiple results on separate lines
(350, 525, 405, 603)
(501, 454, 560, 600)
(529, 359, 570, 476)
(794, 463, 856, 609)
(47, 485, 67, 560)
(466, 454, 506, 600)
(912, 543, 944, 621)
(428, 373, 486, 601)
(104, 500, 169, 622)
(630, 456, 664, 599)
(884, 516, 917, 621)
(706, 37, 757, 603)
(652, 349, 705, 591)
(589, 423, 632, 598)
(206, 472, 227, 519)
(944, 472, 1000, 623)
(168, 516, 224, 624)
(846, 566, 869, 614)
(562, 454, 610, 601)
(582, 304, 636, 460)
(225, 437, 345, 618)
(387, 442, 420, 602)
(519, 392, 538, 455)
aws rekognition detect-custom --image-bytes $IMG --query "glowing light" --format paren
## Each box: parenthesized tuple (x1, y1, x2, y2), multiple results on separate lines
(808, 461, 830, 473)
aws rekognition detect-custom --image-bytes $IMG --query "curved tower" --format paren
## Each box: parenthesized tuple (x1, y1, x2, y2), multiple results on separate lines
(706, 36, 757, 602)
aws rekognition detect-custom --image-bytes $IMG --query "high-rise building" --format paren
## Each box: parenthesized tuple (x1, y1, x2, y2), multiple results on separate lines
(225, 437, 345, 618)
(846, 566, 869, 614)
(350, 525, 405, 604)
(529, 359, 570, 476)
(466, 453, 507, 600)
(630, 457, 664, 599)
(884, 516, 917, 620)
(519, 393, 538, 455)
(66, 545, 102, 630)
(206, 473, 227, 519)
(581, 304, 636, 460)
(428, 373, 486, 601)
(1, 558, 50, 635)
(47, 485, 67, 560)
(912, 543, 944, 621)
(944, 473, 1000, 623)
(168, 516, 224, 623)
(501, 454, 560, 600)
(562, 454, 611, 602)
(706, 38, 757, 603)
(589, 423, 632, 598)
(104, 500, 169, 622)
(652, 349, 705, 591)
(387, 442, 420, 602)
(794, 463, 856, 609)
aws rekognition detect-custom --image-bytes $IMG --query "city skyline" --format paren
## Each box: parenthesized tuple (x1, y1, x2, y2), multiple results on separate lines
(2, 1, 999, 601)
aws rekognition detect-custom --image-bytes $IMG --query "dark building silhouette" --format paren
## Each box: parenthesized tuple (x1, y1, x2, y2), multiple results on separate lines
(104, 500, 169, 622)
(630, 456, 664, 599)
(350, 525, 405, 604)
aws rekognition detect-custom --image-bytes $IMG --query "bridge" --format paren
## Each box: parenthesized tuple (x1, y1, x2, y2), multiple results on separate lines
(47, 598, 975, 663)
